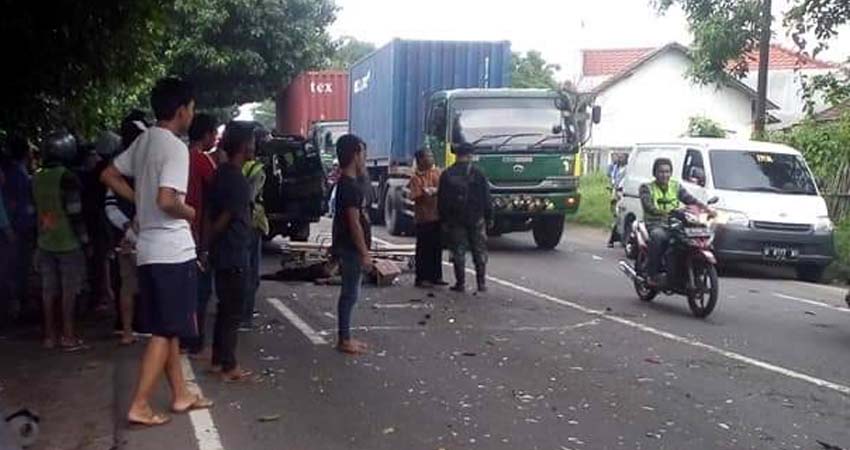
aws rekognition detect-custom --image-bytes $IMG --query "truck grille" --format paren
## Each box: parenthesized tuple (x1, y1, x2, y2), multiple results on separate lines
(752, 221, 813, 233)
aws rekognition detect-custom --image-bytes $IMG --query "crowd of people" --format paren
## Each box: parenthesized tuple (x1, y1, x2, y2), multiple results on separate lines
(0, 75, 496, 426)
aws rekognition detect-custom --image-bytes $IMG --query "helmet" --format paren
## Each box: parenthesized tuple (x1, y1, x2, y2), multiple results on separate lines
(95, 131, 122, 158)
(41, 130, 78, 166)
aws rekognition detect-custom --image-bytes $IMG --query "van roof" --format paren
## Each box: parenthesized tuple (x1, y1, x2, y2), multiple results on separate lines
(635, 138, 801, 155)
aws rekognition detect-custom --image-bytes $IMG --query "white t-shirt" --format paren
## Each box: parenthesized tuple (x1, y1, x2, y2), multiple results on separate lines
(114, 127, 196, 265)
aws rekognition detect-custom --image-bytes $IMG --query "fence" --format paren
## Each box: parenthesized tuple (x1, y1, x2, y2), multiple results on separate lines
(580, 148, 630, 176)
(824, 194, 850, 223)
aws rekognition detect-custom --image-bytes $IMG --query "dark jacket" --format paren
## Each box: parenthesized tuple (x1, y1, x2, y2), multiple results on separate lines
(438, 161, 492, 227)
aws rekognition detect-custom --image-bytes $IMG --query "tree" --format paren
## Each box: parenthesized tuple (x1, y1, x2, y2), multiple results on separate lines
(169, 0, 337, 109)
(330, 36, 376, 69)
(687, 116, 727, 138)
(511, 51, 561, 89)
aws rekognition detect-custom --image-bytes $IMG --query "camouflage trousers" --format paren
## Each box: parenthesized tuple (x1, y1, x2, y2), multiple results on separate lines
(444, 219, 488, 271)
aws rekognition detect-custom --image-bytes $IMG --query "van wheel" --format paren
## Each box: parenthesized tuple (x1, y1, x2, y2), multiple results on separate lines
(796, 264, 826, 283)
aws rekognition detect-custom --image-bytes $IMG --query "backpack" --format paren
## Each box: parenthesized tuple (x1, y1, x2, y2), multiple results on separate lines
(442, 162, 474, 224)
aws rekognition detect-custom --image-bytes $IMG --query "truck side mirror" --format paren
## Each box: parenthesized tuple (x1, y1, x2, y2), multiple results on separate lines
(552, 124, 563, 135)
(592, 105, 602, 124)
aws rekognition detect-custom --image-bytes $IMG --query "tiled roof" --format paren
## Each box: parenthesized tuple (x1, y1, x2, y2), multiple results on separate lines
(582, 48, 654, 76)
(582, 44, 835, 78)
(741, 45, 836, 70)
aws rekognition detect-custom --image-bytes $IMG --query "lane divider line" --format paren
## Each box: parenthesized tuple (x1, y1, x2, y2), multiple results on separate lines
(316, 319, 600, 335)
(438, 262, 850, 396)
(180, 356, 224, 450)
(772, 292, 849, 314)
(267, 297, 329, 345)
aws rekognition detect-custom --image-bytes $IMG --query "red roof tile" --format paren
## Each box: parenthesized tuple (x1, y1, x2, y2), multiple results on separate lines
(582, 48, 654, 76)
(741, 44, 836, 70)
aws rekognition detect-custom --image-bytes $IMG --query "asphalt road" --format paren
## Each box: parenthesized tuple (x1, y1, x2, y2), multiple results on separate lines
(121, 221, 850, 450)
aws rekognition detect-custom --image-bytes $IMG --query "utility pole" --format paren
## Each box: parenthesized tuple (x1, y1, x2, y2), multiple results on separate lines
(754, 0, 772, 137)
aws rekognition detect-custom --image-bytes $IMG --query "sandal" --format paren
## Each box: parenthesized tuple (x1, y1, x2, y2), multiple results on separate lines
(220, 368, 254, 383)
(128, 412, 171, 428)
(172, 394, 214, 414)
(60, 337, 87, 352)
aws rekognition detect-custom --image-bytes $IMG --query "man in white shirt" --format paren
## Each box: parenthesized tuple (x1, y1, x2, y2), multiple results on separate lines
(101, 77, 212, 427)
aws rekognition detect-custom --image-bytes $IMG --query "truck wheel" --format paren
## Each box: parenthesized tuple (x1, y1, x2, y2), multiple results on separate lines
(289, 222, 310, 242)
(796, 264, 826, 283)
(532, 215, 565, 250)
(370, 184, 386, 225)
(385, 187, 412, 236)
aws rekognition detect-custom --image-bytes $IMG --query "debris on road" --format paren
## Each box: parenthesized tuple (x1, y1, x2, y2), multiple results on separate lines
(817, 440, 845, 450)
(644, 357, 662, 365)
(258, 414, 281, 422)
(717, 423, 730, 430)
(804, 311, 816, 316)
(382, 427, 396, 435)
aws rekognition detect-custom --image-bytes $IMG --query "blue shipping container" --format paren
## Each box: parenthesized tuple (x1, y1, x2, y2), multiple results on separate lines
(349, 39, 511, 166)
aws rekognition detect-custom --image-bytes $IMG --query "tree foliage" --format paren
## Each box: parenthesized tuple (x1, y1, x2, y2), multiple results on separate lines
(0, 0, 337, 140)
(511, 51, 561, 89)
(687, 116, 727, 137)
(330, 36, 376, 69)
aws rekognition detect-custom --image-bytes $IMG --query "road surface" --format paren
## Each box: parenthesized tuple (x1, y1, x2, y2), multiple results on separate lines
(121, 222, 850, 450)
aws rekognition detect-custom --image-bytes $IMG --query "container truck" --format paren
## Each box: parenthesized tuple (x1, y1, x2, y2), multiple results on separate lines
(349, 39, 599, 249)
(276, 71, 348, 137)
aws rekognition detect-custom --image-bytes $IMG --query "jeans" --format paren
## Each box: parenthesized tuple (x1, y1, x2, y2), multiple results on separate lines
(185, 267, 214, 353)
(415, 221, 443, 283)
(647, 227, 671, 277)
(241, 230, 262, 326)
(337, 250, 363, 341)
(212, 268, 245, 372)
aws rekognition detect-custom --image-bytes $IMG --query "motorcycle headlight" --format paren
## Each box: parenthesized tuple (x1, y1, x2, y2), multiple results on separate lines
(715, 209, 749, 227)
(815, 216, 834, 232)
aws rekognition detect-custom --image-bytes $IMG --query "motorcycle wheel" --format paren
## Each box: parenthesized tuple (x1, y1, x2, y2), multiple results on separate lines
(634, 251, 658, 302)
(688, 263, 719, 318)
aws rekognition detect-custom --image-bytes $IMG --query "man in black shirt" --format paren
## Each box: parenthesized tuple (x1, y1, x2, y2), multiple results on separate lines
(332, 134, 372, 355)
(438, 143, 492, 293)
(206, 121, 254, 381)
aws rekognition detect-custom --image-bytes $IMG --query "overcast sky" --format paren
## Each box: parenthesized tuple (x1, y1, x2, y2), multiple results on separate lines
(329, 0, 850, 81)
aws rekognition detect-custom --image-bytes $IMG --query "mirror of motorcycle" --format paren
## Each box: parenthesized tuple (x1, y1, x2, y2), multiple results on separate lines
(707, 196, 719, 205)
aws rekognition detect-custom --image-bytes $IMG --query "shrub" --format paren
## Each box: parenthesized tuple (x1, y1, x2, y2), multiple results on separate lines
(568, 172, 612, 228)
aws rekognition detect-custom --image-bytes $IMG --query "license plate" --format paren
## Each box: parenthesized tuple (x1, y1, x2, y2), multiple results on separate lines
(762, 246, 799, 261)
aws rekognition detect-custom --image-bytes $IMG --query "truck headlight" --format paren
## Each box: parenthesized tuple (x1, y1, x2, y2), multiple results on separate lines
(715, 209, 749, 227)
(815, 216, 834, 232)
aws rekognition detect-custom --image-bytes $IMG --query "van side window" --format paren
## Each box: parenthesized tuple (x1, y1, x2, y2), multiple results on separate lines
(683, 149, 706, 187)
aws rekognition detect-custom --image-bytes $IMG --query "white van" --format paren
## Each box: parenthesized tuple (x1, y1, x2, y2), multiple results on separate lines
(616, 138, 834, 282)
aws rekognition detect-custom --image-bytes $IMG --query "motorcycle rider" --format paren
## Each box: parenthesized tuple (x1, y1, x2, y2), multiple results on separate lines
(640, 158, 713, 286)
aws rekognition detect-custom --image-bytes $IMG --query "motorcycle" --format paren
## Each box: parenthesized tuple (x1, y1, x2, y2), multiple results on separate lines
(619, 201, 720, 318)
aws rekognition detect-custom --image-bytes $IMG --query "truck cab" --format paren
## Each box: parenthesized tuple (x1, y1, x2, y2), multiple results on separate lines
(423, 88, 598, 249)
(306, 120, 348, 172)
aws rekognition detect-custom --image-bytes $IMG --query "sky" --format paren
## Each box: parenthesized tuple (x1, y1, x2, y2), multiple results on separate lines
(329, 0, 850, 81)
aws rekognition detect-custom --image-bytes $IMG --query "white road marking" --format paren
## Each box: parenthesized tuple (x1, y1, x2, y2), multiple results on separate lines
(772, 293, 849, 313)
(371, 237, 395, 247)
(180, 357, 224, 450)
(372, 302, 433, 310)
(267, 297, 328, 345)
(323, 312, 337, 320)
(790, 281, 848, 295)
(471, 267, 850, 396)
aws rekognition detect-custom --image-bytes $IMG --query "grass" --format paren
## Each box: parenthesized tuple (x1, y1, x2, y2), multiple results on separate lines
(568, 172, 612, 228)
(827, 219, 850, 282)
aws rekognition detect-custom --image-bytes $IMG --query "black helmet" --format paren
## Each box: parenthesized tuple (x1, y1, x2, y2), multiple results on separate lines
(95, 131, 122, 159)
(41, 130, 78, 166)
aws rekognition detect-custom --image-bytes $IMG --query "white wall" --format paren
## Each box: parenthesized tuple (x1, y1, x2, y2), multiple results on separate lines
(742, 68, 834, 125)
(588, 50, 756, 149)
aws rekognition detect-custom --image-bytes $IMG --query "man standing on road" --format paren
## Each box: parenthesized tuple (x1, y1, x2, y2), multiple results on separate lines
(101, 77, 212, 427)
(408, 148, 446, 288)
(438, 142, 492, 293)
(183, 113, 219, 358)
(32, 131, 90, 351)
(332, 134, 372, 355)
(206, 121, 255, 381)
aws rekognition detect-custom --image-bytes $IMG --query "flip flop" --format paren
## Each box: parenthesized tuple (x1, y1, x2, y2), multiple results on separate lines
(172, 395, 214, 414)
(128, 412, 171, 428)
(60, 337, 88, 352)
(221, 369, 254, 383)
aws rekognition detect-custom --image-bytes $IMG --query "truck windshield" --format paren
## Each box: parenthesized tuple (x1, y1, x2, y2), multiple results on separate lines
(454, 97, 562, 150)
(709, 150, 817, 195)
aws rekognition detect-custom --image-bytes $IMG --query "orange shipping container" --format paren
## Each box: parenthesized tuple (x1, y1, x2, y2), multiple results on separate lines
(276, 71, 349, 137)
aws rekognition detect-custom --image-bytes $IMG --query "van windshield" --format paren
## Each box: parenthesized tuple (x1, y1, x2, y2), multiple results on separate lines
(709, 150, 817, 195)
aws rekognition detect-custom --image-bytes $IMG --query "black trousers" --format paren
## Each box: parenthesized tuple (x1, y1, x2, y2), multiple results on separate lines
(212, 268, 245, 372)
(648, 227, 671, 277)
(415, 221, 443, 283)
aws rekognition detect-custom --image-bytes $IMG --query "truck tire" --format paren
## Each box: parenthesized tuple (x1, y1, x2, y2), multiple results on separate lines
(796, 264, 826, 283)
(532, 215, 565, 250)
(289, 222, 310, 242)
(385, 187, 412, 236)
(370, 183, 386, 225)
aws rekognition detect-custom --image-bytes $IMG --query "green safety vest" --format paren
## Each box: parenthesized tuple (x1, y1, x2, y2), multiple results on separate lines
(33, 166, 79, 252)
(242, 160, 270, 235)
(646, 180, 680, 224)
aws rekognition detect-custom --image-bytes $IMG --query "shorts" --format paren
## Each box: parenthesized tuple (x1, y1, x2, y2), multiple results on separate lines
(118, 253, 138, 299)
(37, 249, 86, 298)
(137, 260, 198, 339)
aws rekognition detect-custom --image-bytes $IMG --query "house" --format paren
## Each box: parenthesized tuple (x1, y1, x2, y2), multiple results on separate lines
(579, 42, 778, 158)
